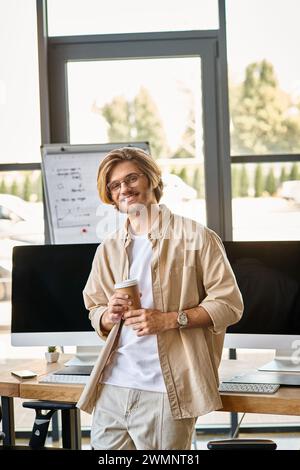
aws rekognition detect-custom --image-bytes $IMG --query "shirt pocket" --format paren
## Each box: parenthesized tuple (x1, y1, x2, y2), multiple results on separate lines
(167, 265, 199, 311)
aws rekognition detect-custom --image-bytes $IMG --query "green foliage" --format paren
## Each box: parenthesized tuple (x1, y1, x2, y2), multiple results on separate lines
(102, 96, 131, 142)
(33, 173, 43, 202)
(173, 109, 195, 158)
(231, 60, 300, 155)
(10, 180, 19, 196)
(289, 162, 300, 180)
(231, 166, 240, 198)
(178, 167, 187, 184)
(240, 165, 249, 197)
(0, 178, 7, 194)
(279, 166, 288, 183)
(100, 87, 168, 159)
(22, 174, 31, 201)
(133, 88, 168, 159)
(192, 167, 204, 198)
(0, 172, 44, 202)
(254, 165, 264, 197)
(47, 346, 57, 353)
(265, 167, 277, 196)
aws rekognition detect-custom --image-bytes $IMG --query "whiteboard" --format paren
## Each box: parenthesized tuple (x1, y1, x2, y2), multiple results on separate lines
(41, 142, 150, 244)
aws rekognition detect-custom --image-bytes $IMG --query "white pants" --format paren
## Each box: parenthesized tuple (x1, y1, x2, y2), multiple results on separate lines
(91, 384, 196, 450)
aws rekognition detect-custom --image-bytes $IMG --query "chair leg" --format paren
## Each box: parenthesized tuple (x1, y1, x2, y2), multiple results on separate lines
(192, 428, 198, 450)
(29, 409, 56, 449)
(51, 411, 60, 442)
(1, 397, 15, 446)
(23, 401, 80, 449)
(61, 408, 81, 450)
(230, 412, 239, 438)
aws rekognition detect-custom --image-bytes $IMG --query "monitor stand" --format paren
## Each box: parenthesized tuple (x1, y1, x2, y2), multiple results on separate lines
(258, 349, 300, 373)
(64, 346, 103, 367)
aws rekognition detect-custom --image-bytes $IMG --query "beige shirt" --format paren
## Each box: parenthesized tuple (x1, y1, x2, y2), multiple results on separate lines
(77, 204, 243, 418)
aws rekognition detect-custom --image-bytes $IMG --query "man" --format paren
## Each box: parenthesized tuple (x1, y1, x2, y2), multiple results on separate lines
(77, 146, 243, 450)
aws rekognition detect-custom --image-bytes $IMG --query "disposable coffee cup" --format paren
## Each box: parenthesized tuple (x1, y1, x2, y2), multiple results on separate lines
(114, 279, 141, 309)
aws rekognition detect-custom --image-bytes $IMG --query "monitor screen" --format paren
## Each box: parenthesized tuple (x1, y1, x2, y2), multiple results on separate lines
(224, 241, 300, 349)
(12, 241, 300, 351)
(11, 243, 102, 347)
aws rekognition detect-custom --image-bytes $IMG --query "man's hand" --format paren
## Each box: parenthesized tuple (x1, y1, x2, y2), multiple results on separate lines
(123, 308, 173, 336)
(100, 292, 142, 333)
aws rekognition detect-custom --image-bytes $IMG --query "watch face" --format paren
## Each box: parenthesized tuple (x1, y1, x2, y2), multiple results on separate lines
(178, 311, 188, 326)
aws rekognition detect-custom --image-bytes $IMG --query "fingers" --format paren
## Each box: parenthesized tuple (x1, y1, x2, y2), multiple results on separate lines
(108, 303, 127, 313)
(110, 293, 134, 306)
(106, 293, 133, 323)
(124, 315, 143, 327)
(132, 321, 145, 330)
(107, 307, 126, 324)
(112, 292, 130, 301)
(108, 293, 133, 311)
(111, 298, 129, 306)
(123, 308, 143, 319)
(106, 292, 144, 325)
(136, 328, 149, 337)
(110, 305, 126, 313)
(110, 313, 123, 323)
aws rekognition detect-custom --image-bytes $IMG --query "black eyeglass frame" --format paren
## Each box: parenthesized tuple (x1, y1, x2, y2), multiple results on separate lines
(106, 172, 145, 193)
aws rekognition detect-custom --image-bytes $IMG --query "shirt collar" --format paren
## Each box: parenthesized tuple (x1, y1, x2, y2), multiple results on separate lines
(121, 204, 172, 246)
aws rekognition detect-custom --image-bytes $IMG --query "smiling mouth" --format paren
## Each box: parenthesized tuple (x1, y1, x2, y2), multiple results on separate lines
(121, 193, 139, 203)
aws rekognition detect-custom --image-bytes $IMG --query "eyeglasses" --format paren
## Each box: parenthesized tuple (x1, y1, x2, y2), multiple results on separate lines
(107, 173, 145, 193)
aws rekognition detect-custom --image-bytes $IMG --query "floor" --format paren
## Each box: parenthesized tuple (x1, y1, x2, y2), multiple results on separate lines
(13, 431, 300, 450)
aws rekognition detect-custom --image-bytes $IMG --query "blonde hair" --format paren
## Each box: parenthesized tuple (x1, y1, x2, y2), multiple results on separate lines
(97, 146, 164, 205)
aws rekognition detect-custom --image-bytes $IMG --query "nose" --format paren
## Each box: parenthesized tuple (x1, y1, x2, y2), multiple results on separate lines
(119, 181, 135, 197)
(120, 180, 130, 188)
(119, 181, 131, 194)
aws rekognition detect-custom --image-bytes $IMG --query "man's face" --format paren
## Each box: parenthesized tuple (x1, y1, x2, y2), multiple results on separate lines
(108, 161, 156, 214)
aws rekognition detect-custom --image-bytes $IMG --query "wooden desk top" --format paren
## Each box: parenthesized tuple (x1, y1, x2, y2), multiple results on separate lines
(0, 355, 83, 403)
(220, 358, 300, 416)
(0, 357, 53, 398)
(21, 355, 88, 402)
(1, 354, 300, 416)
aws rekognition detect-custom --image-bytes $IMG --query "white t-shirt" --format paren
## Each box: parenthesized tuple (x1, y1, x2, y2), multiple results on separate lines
(101, 229, 166, 392)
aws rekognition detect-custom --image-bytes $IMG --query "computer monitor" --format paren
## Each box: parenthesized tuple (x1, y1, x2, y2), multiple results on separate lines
(223, 241, 300, 372)
(12, 241, 300, 372)
(11, 243, 104, 365)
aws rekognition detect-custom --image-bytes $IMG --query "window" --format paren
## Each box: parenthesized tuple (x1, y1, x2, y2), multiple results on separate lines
(0, 170, 44, 308)
(67, 56, 207, 225)
(227, 0, 300, 157)
(0, 0, 41, 163)
(0, 1, 43, 329)
(231, 162, 300, 240)
(226, 0, 300, 240)
(47, 0, 219, 36)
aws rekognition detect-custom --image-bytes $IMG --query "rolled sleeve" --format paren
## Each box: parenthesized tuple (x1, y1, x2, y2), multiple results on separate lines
(83, 244, 112, 340)
(198, 229, 244, 334)
(84, 303, 109, 341)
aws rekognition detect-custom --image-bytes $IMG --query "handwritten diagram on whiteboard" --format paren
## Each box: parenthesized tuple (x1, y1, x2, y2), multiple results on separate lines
(41, 143, 149, 244)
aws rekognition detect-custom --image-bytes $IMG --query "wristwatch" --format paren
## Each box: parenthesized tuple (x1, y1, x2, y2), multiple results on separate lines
(177, 310, 188, 328)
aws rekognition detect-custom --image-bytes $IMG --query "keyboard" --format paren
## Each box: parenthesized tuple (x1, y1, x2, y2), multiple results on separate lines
(219, 382, 280, 394)
(39, 374, 89, 384)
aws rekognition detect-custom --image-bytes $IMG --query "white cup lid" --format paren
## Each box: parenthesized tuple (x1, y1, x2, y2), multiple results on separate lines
(114, 279, 138, 289)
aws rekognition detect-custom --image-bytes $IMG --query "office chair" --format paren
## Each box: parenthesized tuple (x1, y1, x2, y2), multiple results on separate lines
(207, 413, 277, 450)
(207, 438, 277, 450)
(0, 401, 80, 450)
